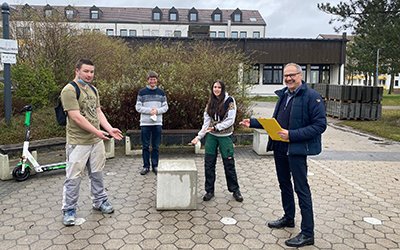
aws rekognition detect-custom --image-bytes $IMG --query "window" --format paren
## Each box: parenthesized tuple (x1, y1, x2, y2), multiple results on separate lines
(44, 9, 52, 17)
(169, 13, 177, 21)
(165, 30, 173, 37)
(214, 13, 221, 22)
(106, 29, 114, 36)
(83, 29, 91, 33)
(231, 31, 238, 38)
(90, 10, 99, 19)
(253, 31, 260, 38)
(16, 26, 31, 38)
(93, 29, 100, 33)
(218, 31, 225, 38)
(174, 30, 182, 37)
(210, 31, 216, 38)
(120, 29, 128, 36)
(143, 29, 150, 36)
(65, 9, 74, 19)
(263, 65, 283, 84)
(129, 29, 137, 36)
(395, 80, 399, 87)
(310, 65, 330, 84)
(300, 65, 307, 82)
(245, 64, 260, 84)
(234, 13, 241, 22)
(190, 13, 197, 21)
(153, 12, 161, 21)
(240, 31, 247, 38)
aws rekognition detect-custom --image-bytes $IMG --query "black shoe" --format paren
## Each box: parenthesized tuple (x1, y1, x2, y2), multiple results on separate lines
(152, 167, 158, 175)
(233, 191, 243, 202)
(140, 168, 150, 175)
(203, 193, 214, 201)
(285, 233, 314, 248)
(267, 217, 295, 229)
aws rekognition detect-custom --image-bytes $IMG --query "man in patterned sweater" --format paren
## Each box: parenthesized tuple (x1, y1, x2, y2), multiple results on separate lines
(135, 71, 169, 175)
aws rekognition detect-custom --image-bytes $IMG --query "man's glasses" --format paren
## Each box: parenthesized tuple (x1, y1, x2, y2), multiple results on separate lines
(284, 72, 301, 79)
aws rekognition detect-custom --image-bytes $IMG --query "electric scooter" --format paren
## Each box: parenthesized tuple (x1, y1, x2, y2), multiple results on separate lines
(12, 105, 67, 181)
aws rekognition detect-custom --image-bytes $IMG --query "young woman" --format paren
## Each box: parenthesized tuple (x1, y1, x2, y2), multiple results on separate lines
(191, 80, 243, 202)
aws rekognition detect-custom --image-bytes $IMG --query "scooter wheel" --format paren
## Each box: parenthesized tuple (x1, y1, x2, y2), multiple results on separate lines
(12, 164, 31, 181)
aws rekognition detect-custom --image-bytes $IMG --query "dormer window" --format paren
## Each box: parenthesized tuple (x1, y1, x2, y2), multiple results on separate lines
(44, 4, 52, 17)
(169, 7, 178, 21)
(188, 7, 198, 22)
(65, 10, 74, 19)
(90, 6, 101, 19)
(45, 9, 52, 17)
(212, 8, 222, 22)
(22, 4, 34, 18)
(64, 6, 76, 20)
(91, 10, 99, 19)
(231, 8, 242, 22)
(152, 6, 162, 21)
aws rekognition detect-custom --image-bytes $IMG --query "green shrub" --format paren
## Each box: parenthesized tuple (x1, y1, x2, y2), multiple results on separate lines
(11, 63, 58, 108)
(98, 41, 253, 130)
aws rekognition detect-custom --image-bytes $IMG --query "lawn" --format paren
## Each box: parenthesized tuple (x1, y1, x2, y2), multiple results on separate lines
(338, 109, 400, 142)
(382, 93, 400, 106)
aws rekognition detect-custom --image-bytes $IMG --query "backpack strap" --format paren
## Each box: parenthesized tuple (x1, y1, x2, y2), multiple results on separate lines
(68, 81, 97, 100)
(69, 81, 81, 100)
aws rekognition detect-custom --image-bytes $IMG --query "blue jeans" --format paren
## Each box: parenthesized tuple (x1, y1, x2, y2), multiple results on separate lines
(140, 125, 162, 169)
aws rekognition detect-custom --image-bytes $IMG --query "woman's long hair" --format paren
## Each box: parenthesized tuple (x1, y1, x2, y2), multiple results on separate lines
(206, 80, 227, 119)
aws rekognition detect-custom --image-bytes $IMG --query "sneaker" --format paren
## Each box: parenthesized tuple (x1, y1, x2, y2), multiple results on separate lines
(63, 209, 76, 226)
(94, 200, 114, 214)
(233, 190, 244, 202)
(140, 168, 150, 175)
(152, 167, 158, 175)
(203, 192, 214, 201)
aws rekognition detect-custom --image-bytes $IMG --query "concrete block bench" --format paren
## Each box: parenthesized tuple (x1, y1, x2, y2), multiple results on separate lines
(252, 128, 272, 155)
(156, 159, 197, 210)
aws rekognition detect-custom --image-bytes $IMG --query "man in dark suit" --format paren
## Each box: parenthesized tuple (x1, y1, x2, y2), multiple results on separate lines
(240, 63, 327, 247)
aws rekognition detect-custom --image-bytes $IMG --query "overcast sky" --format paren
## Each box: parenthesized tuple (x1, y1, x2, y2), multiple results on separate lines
(9, 0, 347, 38)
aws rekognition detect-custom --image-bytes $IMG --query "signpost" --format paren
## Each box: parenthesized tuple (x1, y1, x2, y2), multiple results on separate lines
(2, 2, 18, 125)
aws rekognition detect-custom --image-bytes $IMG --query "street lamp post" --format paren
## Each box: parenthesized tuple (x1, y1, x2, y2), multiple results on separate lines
(2, 2, 12, 125)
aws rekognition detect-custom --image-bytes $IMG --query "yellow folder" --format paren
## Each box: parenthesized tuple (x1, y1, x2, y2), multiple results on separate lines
(257, 118, 289, 142)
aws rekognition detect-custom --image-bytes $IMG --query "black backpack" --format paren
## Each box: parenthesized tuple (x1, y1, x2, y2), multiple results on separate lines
(55, 81, 97, 126)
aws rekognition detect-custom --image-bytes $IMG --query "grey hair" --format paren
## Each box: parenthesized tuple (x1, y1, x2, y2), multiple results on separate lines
(284, 63, 302, 73)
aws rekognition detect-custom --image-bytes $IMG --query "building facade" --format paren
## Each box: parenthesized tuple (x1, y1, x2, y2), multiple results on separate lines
(7, 4, 348, 95)
(11, 4, 266, 39)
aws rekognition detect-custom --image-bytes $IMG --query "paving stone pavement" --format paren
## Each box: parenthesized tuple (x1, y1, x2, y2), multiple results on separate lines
(1, 106, 400, 249)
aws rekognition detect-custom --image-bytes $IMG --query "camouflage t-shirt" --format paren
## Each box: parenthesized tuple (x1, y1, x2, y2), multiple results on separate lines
(60, 82, 101, 145)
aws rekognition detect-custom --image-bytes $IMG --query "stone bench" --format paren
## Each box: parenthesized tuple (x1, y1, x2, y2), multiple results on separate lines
(252, 128, 272, 155)
(0, 138, 115, 181)
(156, 159, 197, 210)
(125, 129, 203, 155)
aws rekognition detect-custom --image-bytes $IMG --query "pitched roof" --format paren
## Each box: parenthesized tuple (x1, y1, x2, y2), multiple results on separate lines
(11, 5, 266, 26)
